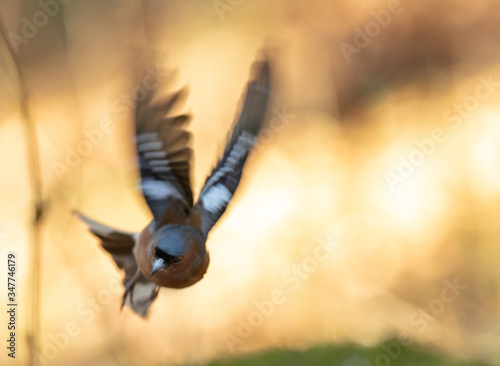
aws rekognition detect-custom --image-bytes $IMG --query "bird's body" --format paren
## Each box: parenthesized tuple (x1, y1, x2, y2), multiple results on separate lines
(78, 57, 272, 316)
(134, 215, 209, 289)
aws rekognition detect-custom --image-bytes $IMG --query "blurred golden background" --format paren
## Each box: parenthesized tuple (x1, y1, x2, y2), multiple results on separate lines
(1, 0, 500, 365)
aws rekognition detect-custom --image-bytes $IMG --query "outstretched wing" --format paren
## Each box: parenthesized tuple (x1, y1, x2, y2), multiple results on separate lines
(193, 59, 272, 237)
(77, 212, 159, 317)
(76, 212, 138, 283)
(135, 78, 193, 223)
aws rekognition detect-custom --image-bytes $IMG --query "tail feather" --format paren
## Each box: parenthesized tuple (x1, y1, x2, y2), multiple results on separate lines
(121, 269, 159, 318)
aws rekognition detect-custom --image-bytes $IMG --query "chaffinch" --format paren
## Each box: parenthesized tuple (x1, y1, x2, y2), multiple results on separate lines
(78, 57, 272, 317)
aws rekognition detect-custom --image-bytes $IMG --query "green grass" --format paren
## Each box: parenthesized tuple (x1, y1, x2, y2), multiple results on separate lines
(205, 340, 490, 366)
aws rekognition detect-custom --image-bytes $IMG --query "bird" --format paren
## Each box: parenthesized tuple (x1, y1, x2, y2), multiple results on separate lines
(77, 57, 272, 317)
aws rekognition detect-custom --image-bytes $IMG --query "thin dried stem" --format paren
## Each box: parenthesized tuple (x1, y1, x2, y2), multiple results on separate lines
(0, 18, 43, 366)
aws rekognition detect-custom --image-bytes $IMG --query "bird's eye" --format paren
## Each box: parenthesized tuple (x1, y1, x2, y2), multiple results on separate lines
(155, 247, 183, 264)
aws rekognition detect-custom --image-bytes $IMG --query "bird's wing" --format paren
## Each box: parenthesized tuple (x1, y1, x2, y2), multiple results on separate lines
(193, 59, 272, 238)
(77, 212, 159, 317)
(135, 78, 193, 224)
(76, 212, 138, 284)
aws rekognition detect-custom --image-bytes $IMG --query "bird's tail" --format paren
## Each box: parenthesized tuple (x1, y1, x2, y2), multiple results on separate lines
(76, 212, 158, 317)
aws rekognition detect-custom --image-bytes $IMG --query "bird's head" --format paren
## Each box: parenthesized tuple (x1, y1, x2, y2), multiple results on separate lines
(147, 224, 206, 281)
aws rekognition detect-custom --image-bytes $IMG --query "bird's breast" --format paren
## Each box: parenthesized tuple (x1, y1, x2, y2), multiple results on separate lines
(136, 224, 209, 289)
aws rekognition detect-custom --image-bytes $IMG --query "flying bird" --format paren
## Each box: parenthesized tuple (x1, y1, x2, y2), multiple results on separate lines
(78, 57, 272, 317)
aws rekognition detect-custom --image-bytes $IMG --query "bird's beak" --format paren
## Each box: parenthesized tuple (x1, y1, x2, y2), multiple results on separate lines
(151, 258, 168, 276)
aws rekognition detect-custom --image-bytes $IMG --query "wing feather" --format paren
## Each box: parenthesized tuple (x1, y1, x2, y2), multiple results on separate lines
(194, 59, 272, 237)
(135, 80, 193, 222)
